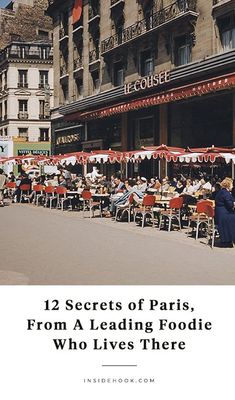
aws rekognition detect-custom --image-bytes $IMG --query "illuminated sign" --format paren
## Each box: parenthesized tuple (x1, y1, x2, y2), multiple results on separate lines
(56, 133, 81, 145)
(124, 70, 170, 95)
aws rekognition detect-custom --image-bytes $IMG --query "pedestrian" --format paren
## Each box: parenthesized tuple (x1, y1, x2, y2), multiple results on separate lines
(0, 168, 6, 206)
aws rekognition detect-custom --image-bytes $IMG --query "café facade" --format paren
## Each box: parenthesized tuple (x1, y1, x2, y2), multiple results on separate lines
(58, 48, 235, 177)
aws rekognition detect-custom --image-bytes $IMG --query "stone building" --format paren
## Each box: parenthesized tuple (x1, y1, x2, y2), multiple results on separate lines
(47, 0, 235, 176)
(0, 0, 52, 49)
(0, 40, 53, 160)
(0, 0, 53, 159)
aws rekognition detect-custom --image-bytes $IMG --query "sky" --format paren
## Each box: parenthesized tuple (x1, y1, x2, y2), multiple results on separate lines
(0, 0, 11, 8)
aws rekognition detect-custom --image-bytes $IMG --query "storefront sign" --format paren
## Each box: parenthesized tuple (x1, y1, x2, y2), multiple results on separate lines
(18, 149, 50, 156)
(56, 133, 81, 145)
(124, 70, 170, 95)
(0, 142, 8, 157)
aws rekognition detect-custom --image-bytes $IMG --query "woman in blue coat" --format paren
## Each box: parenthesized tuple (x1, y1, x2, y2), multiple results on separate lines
(215, 178, 235, 247)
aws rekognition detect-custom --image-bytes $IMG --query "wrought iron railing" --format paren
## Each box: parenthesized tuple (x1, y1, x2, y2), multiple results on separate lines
(60, 64, 68, 77)
(59, 27, 68, 40)
(212, 0, 231, 4)
(89, 48, 100, 63)
(111, 0, 124, 5)
(74, 57, 83, 70)
(101, 0, 197, 53)
(18, 112, 29, 120)
(88, 6, 100, 20)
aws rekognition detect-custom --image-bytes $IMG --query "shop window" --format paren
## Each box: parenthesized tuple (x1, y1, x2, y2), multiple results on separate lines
(140, 49, 154, 77)
(135, 116, 154, 148)
(18, 70, 28, 88)
(175, 35, 191, 66)
(39, 70, 49, 88)
(39, 128, 49, 142)
(18, 127, 28, 139)
(113, 62, 124, 86)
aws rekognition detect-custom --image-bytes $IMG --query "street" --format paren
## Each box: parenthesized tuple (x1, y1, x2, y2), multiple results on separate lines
(0, 204, 234, 285)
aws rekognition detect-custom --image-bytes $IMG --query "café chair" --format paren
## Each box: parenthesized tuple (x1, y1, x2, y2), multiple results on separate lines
(115, 193, 134, 223)
(187, 199, 213, 240)
(81, 190, 102, 218)
(159, 196, 184, 232)
(5, 181, 16, 200)
(56, 186, 69, 211)
(32, 184, 44, 206)
(19, 184, 31, 203)
(205, 204, 219, 249)
(44, 186, 57, 208)
(134, 194, 155, 228)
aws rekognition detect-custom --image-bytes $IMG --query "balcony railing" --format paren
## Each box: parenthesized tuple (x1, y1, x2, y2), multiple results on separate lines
(60, 64, 68, 77)
(18, 82, 28, 88)
(0, 45, 53, 62)
(101, 0, 197, 54)
(88, 6, 100, 21)
(111, 0, 125, 7)
(212, 0, 233, 5)
(89, 48, 100, 64)
(18, 112, 29, 120)
(73, 57, 83, 71)
(59, 27, 69, 40)
(39, 114, 50, 120)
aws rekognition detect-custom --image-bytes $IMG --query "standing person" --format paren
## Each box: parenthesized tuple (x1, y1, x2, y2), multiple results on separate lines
(0, 169, 6, 206)
(215, 177, 235, 247)
(8, 171, 16, 182)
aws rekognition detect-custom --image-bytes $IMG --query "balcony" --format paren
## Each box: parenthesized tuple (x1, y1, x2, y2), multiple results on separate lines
(39, 114, 50, 120)
(213, 0, 233, 4)
(73, 57, 83, 77)
(38, 83, 47, 89)
(110, 0, 125, 10)
(18, 135, 29, 141)
(18, 82, 28, 88)
(101, 0, 198, 54)
(60, 64, 69, 79)
(212, 0, 235, 16)
(88, 6, 100, 23)
(89, 48, 100, 66)
(18, 112, 29, 120)
(3, 44, 53, 61)
(59, 27, 69, 42)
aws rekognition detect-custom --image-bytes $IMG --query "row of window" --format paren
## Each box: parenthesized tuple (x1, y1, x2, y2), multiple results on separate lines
(0, 70, 50, 91)
(0, 127, 49, 141)
(0, 100, 50, 120)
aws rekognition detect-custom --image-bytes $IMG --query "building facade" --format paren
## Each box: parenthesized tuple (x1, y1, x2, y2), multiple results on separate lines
(0, 0, 53, 49)
(0, 40, 54, 157)
(47, 0, 235, 176)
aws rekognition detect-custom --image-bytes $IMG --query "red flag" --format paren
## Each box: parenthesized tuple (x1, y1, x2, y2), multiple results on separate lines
(73, 0, 82, 24)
